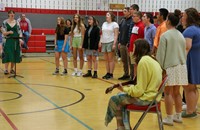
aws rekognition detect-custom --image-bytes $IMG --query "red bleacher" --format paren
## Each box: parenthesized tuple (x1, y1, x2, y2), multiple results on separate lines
(22, 28, 55, 53)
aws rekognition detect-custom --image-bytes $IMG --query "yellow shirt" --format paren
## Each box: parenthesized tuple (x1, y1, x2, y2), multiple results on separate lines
(123, 56, 162, 101)
(154, 21, 167, 48)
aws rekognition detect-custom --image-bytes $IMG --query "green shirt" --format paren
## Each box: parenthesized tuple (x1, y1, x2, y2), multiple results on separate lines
(156, 29, 186, 69)
(123, 56, 162, 101)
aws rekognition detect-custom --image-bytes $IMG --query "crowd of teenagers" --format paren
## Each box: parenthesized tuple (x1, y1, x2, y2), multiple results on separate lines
(0, 3, 200, 130)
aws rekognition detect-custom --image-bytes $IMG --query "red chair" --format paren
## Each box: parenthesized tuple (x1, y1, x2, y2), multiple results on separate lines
(124, 75, 168, 130)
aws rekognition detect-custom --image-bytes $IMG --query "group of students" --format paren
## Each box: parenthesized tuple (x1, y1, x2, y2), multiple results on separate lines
(103, 4, 200, 130)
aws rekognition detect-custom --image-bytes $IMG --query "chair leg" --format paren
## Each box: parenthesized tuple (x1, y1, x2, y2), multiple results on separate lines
(156, 108, 164, 130)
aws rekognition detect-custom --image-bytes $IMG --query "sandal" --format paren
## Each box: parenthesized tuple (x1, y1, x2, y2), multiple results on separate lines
(182, 111, 197, 118)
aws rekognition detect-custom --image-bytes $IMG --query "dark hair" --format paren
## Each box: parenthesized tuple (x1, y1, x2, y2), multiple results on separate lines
(107, 12, 116, 22)
(153, 16, 157, 19)
(124, 7, 130, 11)
(159, 8, 169, 20)
(174, 9, 181, 18)
(65, 19, 72, 26)
(146, 13, 154, 24)
(133, 39, 151, 64)
(88, 16, 97, 26)
(167, 13, 179, 27)
(185, 8, 200, 27)
(130, 4, 139, 11)
(8, 10, 15, 14)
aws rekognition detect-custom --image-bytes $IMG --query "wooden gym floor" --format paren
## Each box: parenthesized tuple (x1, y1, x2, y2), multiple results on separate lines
(0, 55, 199, 130)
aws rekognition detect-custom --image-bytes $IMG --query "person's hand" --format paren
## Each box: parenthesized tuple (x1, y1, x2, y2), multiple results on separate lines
(118, 43, 121, 50)
(9, 31, 13, 34)
(19, 39, 24, 46)
(55, 44, 57, 49)
(112, 44, 116, 50)
(62, 47, 65, 51)
(98, 42, 102, 48)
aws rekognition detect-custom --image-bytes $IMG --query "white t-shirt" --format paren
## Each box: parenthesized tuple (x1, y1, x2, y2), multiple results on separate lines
(73, 25, 82, 37)
(101, 22, 119, 43)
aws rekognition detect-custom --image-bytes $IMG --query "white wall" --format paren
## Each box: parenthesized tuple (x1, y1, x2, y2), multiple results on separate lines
(0, 0, 200, 12)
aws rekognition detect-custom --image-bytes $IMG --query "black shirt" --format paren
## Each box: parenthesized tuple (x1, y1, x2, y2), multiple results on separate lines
(56, 27, 69, 40)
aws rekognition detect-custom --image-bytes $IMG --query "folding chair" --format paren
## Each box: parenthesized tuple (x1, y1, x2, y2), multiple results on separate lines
(124, 75, 168, 130)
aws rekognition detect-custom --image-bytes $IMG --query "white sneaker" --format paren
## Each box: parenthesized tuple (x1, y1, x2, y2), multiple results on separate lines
(163, 117, 173, 126)
(77, 71, 82, 77)
(173, 114, 182, 123)
(84, 57, 87, 62)
(118, 57, 121, 61)
(72, 71, 77, 76)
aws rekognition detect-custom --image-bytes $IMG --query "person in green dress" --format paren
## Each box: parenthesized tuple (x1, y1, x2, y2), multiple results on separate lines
(1, 10, 23, 75)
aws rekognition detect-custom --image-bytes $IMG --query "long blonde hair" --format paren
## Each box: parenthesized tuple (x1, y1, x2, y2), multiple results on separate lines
(71, 14, 84, 34)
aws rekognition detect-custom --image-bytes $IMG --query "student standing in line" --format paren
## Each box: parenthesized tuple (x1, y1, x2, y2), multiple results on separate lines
(181, 7, 200, 118)
(65, 19, 72, 61)
(70, 14, 85, 77)
(99, 12, 119, 80)
(82, 16, 100, 78)
(53, 17, 69, 75)
(156, 14, 188, 126)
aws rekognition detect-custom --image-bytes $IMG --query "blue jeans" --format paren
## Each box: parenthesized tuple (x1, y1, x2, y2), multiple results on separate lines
(23, 31, 30, 49)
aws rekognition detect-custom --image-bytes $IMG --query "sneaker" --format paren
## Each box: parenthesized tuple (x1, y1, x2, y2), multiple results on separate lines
(92, 72, 98, 78)
(102, 73, 109, 79)
(118, 57, 121, 61)
(118, 75, 130, 80)
(61, 69, 67, 76)
(72, 71, 77, 76)
(181, 111, 197, 118)
(163, 117, 173, 126)
(52, 69, 59, 75)
(77, 71, 82, 77)
(10, 69, 15, 74)
(106, 74, 113, 80)
(83, 71, 92, 77)
(4, 70, 9, 75)
(59, 57, 62, 61)
(173, 114, 182, 123)
(84, 57, 87, 62)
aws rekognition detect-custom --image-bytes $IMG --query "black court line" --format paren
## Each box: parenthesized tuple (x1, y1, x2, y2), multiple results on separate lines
(0, 91, 22, 102)
(0, 83, 84, 115)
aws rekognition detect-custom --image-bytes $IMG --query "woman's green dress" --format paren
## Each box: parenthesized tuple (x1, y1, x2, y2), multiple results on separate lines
(2, 22, 21, 63)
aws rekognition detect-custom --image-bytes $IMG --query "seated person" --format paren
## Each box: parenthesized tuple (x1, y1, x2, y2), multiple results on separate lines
(105, 39, 163, 130)
(17, 14, 32, 50)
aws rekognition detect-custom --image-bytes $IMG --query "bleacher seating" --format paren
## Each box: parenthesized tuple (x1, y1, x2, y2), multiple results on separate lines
(22, 28, 55, 53)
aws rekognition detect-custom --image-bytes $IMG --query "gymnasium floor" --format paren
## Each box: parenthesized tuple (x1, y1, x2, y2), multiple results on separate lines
(0, 55, 199, 130)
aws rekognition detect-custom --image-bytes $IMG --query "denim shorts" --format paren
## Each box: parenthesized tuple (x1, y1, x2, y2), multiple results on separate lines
(101, 41, 114, 52)
(85, 49, 98, 56)
(54, 40, 70, 53)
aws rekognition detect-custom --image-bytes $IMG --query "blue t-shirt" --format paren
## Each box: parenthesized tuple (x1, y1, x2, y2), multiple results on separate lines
(144, 24, 156, 49)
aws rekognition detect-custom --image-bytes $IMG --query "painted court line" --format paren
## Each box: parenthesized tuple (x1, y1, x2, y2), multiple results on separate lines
(14, 78, 93, 130)
(0, 108, 18, 130)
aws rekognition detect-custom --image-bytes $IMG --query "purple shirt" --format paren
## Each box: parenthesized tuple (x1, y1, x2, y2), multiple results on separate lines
(144, 24, 156, 49)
